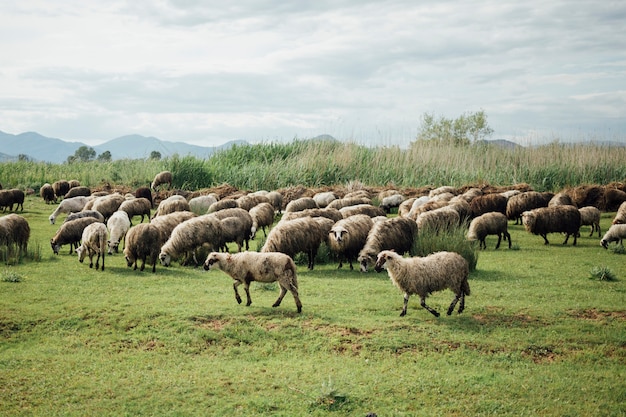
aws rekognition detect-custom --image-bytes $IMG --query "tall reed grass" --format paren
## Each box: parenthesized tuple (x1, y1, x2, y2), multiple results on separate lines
(1, 139, 624, 192)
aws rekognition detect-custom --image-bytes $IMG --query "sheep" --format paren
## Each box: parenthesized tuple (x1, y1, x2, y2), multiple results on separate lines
(40, 183, 56, 204)
(506, 191, 554, 224)
(7, 189, 24, 212)
(398, 197, 417, 217)
(64, 186, 91, 199)
(106, 210, 132, 255)
(189, 195, 218, 215)
(124, 223, 162, 273)
(467, 212, 511, 250)
(134, 187, 153, 208)
(0, 214, 30, 254)
(265, 191, 284, 214)
(578, 206, 601, 237)
(339, 204, 387, 219)
(68, 179, 81, 189)
(611, 201, 626, 225)
(92, 194, 125, 222)
(407, 199, 448, 221)
(548, 192, 576, 207)
(118, 197, 152, 224)
(284, 197, 319, 213)
(207, 208, 253, 251)
(374, 250, 470, 317)
(604, 188, 626, 212)
(344, 190, 371, 199)
(237, 194, 270, 211)
(281, 207, 343, 223)
(600, 224, 626, 249)
(328, 214, 374, 270)
(159, 214, 223, 267)
(327, 197, 372, 210)
(48, 196, 91, 224)
(249, 202, 276, 239)
(207, 198, 238, 214)
(357, 216, 418, 272)
(429, 186, 457, 198)
(64, 210, 105, 224)
(50, 217, 102, 255)
(0, 190, 16, 212)
(150, 210, 197, 243)
(151, 170, 172, 191)
(312, 191, 337, 208)
(76, 222, 107, 271)
(218, 216, 252, 252)
(416, 207, 460, 234)
(52, 180, 70, 200)
(469, 193, 508, 218)
(203, 251, 302, 313)
(261, 216, 327, 270)
(153, 195, 191, 217)
(522, 205, 581, 245)
(379, 193, 405, 213)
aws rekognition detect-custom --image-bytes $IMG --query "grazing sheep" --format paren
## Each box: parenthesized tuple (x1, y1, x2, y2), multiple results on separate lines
(249, 202, 276, 239)
(328, 214, 374, 270)
(134, 187, 153, 208)
(68, 179, 81, 189)
(48, 196, 91, 224)
(548, 192, 576, 207)
(203, 251, 302, 313)
(265, 191, 284, 214)
(469, 193, 508, 218)
(398, 197, 417, 217)
(153, 195, 191, 217)
(358, 217, 418, 272)
(500, 189, 521, 200)
(600, 224, 626, 249)
(261, 216, 327, 270)
(506, 191, 554, 224)
(327, 197, 372, 210)
(340, 204, 387, 219)
(467, 212, 511, 250)
(429, 186, 457, 198)
(118, 197, 152, 224)
(604, 188, 626, 212)
(344, 190, 371, 199)
(189, 195, 218, 215)
(447, 198, 473, 225)
(92, 194, 125, 222)
(312, 191, 337, 208)
(459, 188, 483, 203)
(237, 194, 270, 211)
(407, 199, 448, 221)
(124, 223, 162, 273)
(50, 217, 102, 255)
(52, 180, 70, 200)
(64, 210, 105, 224)
(0, 214, 30, 253)
(64, 186, 91, 199)
(159, 214, 223, 267)
(107, 210, 132, 255)
(6, 189, 25, 212)
(151, 170, 172, 191)
(284, 197, 319, 213)
(379, 193, 405, 213)
(374, 250, 470, 317)
(416, 207, 460, 234)
(40, 183, 56, 204)
(522, 205, 581, 245)
(150, 210, 197, 243)
(218, 216, 252, 252)
(281, 207, 343, 223)
(578, 206, 601, 237)
(207, 208, 253, 251)
(207, 198, 238, 214)
(612, 202, 626, 225)
(76, 222, 107, 271)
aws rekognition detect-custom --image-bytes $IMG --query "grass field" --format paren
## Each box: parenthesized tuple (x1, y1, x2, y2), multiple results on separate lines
(1, 196, 625, 416)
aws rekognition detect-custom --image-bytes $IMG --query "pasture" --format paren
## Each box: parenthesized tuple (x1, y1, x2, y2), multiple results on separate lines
(1, 194, 625, 416)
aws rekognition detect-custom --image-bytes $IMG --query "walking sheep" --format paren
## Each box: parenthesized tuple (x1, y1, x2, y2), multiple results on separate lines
(358, 216, 418, 272)
(124, 223, 162, 273)
(107, 210, 132, 254)
(467, 212, 511, 250)
(522, 205, 581, 245)
(374, 250, 470, 317)
(600, 224, 626, 248)
(203, 251, 302, 313)
(151, 170, 172, 191)
(76, 222, 107, 271)
(328, 214, 374, 270)
(50, 217, 102, 255)
(578, 206, 601, 237)
(159, 214, 223, 267)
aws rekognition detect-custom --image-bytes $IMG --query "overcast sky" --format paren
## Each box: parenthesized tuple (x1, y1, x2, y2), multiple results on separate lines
(1, 1, 625, 147)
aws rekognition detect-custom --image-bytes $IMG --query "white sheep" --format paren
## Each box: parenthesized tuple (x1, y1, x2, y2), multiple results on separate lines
(600, 224, 626, 249)
(203, 251, 302, 313)
(611, 201, 626, 225)
(328, 214, 374, 269)
(375, 250, 470, 317)
(151, 170, 172, 191)
(312, 191, 337, 208)
(64, 210, 105, 224)
(159, 214, 223, 267)
(578, 206, 601, 237)
(379, 193, 405, 213)
(467, 212, 511, 249)
(76, 222, 107, 271)
(48, 196, 90, 224)
(106, 210, 132, 255)
(189, 195, 218, 215)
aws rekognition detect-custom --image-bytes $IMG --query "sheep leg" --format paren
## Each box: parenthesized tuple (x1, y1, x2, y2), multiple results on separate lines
(243, 283, 253, 306)
(420, 296, 440, 317)
(273, 284, 287, 308)
(233, 281, 243, 304)
(399, 293, 410, 316)
(447, 292, 465, 315)
(505, 231, 512, 248)
(541, 233, 549, 245)
(495, 234, 502, 250)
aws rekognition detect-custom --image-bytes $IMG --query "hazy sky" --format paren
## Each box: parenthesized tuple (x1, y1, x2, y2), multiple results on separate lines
(1, 1, 625, 147)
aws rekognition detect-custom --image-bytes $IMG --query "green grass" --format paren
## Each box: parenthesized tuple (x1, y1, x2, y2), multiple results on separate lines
(1, 197, 625, 416)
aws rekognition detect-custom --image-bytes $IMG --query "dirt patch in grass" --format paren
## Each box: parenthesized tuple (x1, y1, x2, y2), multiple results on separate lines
(567, 308, 626, 321)
(190, 315, 233, 331)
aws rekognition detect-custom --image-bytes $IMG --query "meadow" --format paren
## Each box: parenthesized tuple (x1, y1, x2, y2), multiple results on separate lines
(1, 140, 626, 416)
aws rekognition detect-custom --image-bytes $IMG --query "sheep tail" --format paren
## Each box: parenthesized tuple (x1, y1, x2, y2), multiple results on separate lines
(462, 278, 471, 296)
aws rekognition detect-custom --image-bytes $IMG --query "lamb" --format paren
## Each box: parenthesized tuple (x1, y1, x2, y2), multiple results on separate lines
(469, 193, 508, 218)
(203, 251, 302, 313)
(284, 197, 319, 213)
(312, 191, 337, 208)
(92, 194, 125, 222)
(50, 217, 102, 255)
(153, 195, 191, 217)
(339, 204, 387, 219)
(207, 208, 253, 251)
(64, 186, 91, 199)
(150, 210, 197, 243)
(151, 170, 172, 191)
(189, 195, 218, 215)
(522, 205, 581, 245)
(578, 206, 601, 237)
(506, 191, 554, 224)
(379, 193, 405, 213)
(134, 187, 153, 208)
(357, 216, 418, 272)
(106, 210, 132, 254)
(76, 222, 107, 271)
(327, 197, 372, 210)
(328, 214, 374, 270)
(374, 250, 470, 317)
(48, 196, 91, 224)
(611, 201, 626, 225)
(261, 216, 328, 270)
(600, 224, 626, 249)
(249, 202, 276, 239)
(118, 197, 152, 224)
(52, 180, 70, 200)
(0, 214, 30, 254)
(416, 207, 460, 234)
(64, 210, 105, 224)
(467, 212, 511, 250)
(40, 183, 56, 204)
(207, 198, 238, 214)
(159, 214, 223, 267)
(124, 223, 162, 273)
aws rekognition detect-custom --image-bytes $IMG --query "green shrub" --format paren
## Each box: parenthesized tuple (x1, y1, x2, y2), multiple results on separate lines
(414, 224, 478, 271)
(589, 266, 617, 281)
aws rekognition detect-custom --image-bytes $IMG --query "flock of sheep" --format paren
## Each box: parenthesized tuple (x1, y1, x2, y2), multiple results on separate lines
(2, 171, 626, 317)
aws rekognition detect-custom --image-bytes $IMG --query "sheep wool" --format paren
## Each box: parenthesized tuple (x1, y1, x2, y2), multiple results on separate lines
(76, 222, 107, 271)
(467, 212, 511, 250)
(600, 224, 626, 249)
(522, 205, 581, 245)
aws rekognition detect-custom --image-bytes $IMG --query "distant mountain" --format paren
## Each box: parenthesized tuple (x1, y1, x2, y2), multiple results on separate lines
(475, 139, 523, 150)
(0, 130, 247, 163)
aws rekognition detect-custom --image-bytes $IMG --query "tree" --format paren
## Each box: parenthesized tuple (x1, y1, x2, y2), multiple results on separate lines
(97, 151, 112, 162)
(414, 109, 493, 146)
(150, 151, 162, 160)
(69, 146, 96, 163)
